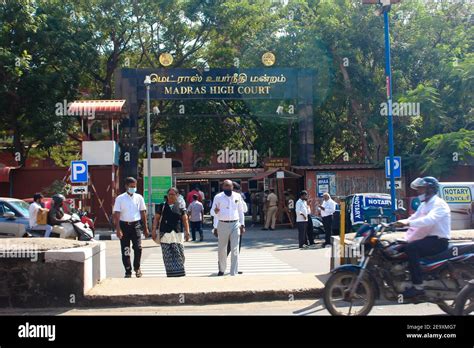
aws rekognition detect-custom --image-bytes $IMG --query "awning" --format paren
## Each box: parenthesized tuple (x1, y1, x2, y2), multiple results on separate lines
(176, 168, 264, 180)
(68, 100, 127, 120)
(249, 168, 301, 181)
(0, 167, 13, 183)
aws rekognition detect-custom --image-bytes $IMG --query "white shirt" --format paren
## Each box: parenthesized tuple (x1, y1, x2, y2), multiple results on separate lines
(400, 195, 451, 242)
(29, 202, 41, 228)
(211, 191, 245, 227)
(295, 199, 311, 222)
(113, 192, 146, 222)
(320, 198, 336, 217)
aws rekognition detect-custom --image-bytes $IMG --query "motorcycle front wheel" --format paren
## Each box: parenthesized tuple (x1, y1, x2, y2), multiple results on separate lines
(323, 270, 376, 316)
(437, 265, 474, 315)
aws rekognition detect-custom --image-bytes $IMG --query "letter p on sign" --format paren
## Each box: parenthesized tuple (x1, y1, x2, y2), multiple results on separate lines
(71, 161, 88, 183)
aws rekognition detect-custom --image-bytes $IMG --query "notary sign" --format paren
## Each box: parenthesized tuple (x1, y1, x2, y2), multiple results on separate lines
(130, 68, 306, 100)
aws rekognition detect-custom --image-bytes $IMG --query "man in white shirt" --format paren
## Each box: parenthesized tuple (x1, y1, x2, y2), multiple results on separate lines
(295, 190, 312, 249)
(113, 177, 149, 278)
(211, 179, 245, 276)
(28, 193, 52, 237)
(395, 176, 450, 298)
(319, 193, 336, 247)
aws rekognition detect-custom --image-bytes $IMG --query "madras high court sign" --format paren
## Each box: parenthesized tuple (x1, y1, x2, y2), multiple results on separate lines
(114, 67, 316, 180)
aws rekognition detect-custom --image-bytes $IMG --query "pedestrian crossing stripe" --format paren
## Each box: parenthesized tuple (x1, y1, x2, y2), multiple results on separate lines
(140, 251, 301, 277)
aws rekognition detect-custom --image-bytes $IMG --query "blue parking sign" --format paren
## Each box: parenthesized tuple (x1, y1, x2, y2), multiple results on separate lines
(71, 161, 88, 183)
(385, 156, 401, 178)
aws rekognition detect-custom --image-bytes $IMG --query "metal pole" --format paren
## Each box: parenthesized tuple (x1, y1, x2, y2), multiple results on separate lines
(146, 82, 153, 226)
(384, 8, 397, 220)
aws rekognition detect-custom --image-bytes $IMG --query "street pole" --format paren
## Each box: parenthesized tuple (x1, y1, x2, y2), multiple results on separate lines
(383, 7, 397, 220)
(145, 76, 153, 227)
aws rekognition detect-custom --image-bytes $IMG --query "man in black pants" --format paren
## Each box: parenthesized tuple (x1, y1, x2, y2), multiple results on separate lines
(113, 177, 149, 278)
(395, 176, 450, 298)
(295, 190, 312, 249)
(319, 193, 336, 247)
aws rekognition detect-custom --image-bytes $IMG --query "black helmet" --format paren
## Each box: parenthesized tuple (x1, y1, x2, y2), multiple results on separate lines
(410, 176, 440, 193)
(52, 194, 65, 205)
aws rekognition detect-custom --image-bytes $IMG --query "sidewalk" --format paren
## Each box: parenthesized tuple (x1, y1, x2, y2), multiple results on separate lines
(84, 273, 326, 307)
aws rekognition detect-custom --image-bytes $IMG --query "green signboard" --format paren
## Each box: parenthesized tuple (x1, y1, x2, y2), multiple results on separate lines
(144, 176, 172, 204)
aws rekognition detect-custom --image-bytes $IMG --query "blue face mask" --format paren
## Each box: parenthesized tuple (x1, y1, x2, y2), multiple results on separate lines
(127, 187, 137, 194)
(223, 189, 232, 196)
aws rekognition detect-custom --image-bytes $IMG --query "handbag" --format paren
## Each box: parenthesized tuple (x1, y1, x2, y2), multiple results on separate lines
(153, 203, 165, 245)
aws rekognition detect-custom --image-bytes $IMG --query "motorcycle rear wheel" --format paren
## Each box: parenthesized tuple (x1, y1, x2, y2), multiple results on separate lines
(323, 270, 376, 316)
(437, 265, 474, 315)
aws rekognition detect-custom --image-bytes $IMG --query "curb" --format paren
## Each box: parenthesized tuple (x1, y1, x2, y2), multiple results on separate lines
(82, 287, 325, 307)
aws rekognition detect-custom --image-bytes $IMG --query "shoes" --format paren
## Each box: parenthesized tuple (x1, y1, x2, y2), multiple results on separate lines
(238, 271, 243, 274)
(402, 286, 425, 298)
(269, 228, 275, 231)
(124, 273, 132, 278)
(135, 269, 142, 278)
(217, 271, 224, 276)
(300, 244, 309, 249)
(262, 228, 268, 230)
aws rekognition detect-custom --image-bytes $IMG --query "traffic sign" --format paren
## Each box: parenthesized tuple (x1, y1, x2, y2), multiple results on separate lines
(71, 185, 88, 195)
(385, 156, 401, 178)
(386, 180, 402, 190)
(71, 161, 88, 183)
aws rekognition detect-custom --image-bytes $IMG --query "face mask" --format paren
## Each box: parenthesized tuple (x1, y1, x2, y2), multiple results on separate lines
(127, 187, 137, 194)
(223, 189, 232, 196)
(418, 193, 426, 202)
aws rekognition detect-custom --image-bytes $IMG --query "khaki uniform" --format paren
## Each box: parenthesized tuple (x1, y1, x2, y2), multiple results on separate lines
(265, 192, 278, 229)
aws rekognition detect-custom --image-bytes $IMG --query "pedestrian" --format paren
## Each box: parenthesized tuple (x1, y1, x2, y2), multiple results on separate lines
(318, 192, 336, 247)
(113, 177, 149, 278)
(186, 185, 201, 205)
(295, 190, 312, 249)
(226, 181, 247, 260)
(188, 193, 204, 241)
(263, 188, 278, 230)
(28, 193, 52, 237)
(211, 179, 246, 276)
(151, 187, 191, 277)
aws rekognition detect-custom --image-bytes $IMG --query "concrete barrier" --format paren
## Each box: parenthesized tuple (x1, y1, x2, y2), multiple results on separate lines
(0, 239, 106, 307)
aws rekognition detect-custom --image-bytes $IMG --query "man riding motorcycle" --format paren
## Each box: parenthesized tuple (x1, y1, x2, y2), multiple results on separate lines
(395, 176, 451, 298)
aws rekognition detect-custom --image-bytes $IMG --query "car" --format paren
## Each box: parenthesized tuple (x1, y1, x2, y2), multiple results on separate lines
(0, 198, 31, 238)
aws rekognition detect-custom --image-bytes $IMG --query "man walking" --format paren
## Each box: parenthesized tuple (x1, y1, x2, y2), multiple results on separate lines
(295, 190, 312, 249)
(28, 193, 52, 237)
(211, 179, 245, 276)
(188, 194, 204, 241)
(113, 177, 149, 278)
(319, 192, 336, 247)
(263, 188, 278, 230)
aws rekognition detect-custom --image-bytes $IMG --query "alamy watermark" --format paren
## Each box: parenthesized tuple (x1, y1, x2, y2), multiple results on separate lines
(0, 241, 39, 262)
(55, 99, 95, 119)
(380, 101, 420, 117)
(217, 147, 258, 167)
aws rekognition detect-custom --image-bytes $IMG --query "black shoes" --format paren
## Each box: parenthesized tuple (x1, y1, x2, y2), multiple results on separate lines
(402, 286, 425, 298)
(217, 271, 224, 276)
(124, 273, 132, 278)
(135, 269, 142, 278)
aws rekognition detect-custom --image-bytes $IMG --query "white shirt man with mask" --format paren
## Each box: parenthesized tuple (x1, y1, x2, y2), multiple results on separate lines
(211, 179, 245, 276)
(395, 177, 450, 299)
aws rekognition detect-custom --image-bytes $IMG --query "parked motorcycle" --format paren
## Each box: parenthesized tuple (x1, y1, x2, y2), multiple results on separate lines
(323, 222, 474, 316)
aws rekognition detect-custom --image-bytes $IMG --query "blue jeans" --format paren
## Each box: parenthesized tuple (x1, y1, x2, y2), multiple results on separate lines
(190, 221, 203, 240)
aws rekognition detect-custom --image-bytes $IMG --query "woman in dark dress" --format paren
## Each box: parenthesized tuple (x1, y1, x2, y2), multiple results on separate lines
(151, 187, 190, 277)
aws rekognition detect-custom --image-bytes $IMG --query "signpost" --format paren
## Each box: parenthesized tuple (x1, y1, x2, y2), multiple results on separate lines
(71, 161, 88, 183)
(385, 156, 401, 178)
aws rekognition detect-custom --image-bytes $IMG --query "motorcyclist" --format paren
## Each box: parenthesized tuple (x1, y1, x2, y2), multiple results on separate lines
(48, 194, 66, 226)
(395, 176, 451, 298)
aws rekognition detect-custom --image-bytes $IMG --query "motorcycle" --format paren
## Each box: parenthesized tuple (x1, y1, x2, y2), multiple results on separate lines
(454, 280, 474, 315)
(50, 213, 95, 241)
(323, 222, 474, 316)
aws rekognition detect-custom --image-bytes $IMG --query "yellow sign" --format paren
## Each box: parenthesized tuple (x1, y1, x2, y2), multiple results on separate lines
(442, 187, 472, 203)
(262, 52, 276, 66)
(159, 53, 173, 67)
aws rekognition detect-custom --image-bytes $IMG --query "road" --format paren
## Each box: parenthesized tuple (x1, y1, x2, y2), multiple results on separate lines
(0, 300, 447, 316)
(105, 221, 332, 278)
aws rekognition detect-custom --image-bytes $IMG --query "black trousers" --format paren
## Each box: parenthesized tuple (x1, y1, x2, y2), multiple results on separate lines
(297, 221, 309, 248)
(401, 236, 449, 285)
(119, 221, 143, 274)
(190, 221, 203, 240)
(322, 215, 333, 245)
